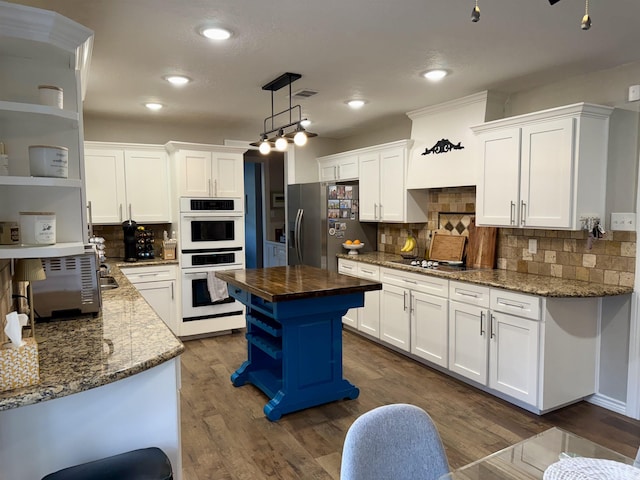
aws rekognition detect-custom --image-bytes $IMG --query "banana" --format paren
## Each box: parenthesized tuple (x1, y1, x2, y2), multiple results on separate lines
(400, 236, 417, 252)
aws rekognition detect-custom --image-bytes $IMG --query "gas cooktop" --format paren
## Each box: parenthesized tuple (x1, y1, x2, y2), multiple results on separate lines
(390, 258, 471, 273)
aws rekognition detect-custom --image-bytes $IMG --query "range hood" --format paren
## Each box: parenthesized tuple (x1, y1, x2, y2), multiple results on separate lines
(405, 91, 507, 190)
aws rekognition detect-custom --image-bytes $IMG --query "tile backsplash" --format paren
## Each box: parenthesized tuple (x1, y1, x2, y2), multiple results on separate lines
(377, 186, 636, 287)
(92, 223, 173, 261)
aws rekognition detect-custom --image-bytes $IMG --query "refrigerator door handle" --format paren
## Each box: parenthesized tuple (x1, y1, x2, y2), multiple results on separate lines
(295, 208, 304, 264)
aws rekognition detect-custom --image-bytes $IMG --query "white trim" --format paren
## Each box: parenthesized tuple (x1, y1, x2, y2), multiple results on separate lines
(587, 393, 628, 416)
(407, 91, 491, 119)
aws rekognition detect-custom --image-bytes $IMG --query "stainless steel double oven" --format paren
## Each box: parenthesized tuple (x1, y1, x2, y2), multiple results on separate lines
(179, 197, 246, 336)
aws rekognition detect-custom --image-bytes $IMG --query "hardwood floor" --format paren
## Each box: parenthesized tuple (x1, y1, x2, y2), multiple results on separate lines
(180, 329, 640, 479)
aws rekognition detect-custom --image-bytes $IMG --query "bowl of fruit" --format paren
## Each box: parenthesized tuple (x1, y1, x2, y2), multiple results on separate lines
(342, 239, 364, 255)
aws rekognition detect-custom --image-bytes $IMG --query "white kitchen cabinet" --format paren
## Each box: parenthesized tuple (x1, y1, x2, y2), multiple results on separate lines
(317, 153, 359, 181)
(448, 300, 488, 384)
(358, 140, 429, 223)
(264, 240, 286, 267)
(121, 264, 179, 335)
(473, 103, 613, 230)
(0, 3, 93, 259)
(166, 142, 246, 198)
(338, 259, 381, 337)
(380, 267, 448, 357)
(84, 143, 170, 224)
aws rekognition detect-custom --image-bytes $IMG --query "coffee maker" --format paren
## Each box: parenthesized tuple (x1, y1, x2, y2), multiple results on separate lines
(122, 219, 138, 262)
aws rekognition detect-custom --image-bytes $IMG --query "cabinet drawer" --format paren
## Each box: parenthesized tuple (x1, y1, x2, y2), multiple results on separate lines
(121, 265, 176, 283)
(381, 267, 448, 297)
(338, 259, 358, 277)
(357, 263, 380, 281)
(449, 281, 490, 308)
(490, 288, 540, 320)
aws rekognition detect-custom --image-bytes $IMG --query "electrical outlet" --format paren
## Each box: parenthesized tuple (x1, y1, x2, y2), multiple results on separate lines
(610, 212, 636, 231)
(381, 233, 386, 243)
(528, 238, 537, 254)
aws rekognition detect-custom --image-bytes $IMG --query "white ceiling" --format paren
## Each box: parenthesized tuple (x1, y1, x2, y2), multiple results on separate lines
(8, 0, 640, 140)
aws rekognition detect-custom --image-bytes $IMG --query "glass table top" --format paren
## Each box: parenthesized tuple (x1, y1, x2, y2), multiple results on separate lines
(440, 427, 635, 480)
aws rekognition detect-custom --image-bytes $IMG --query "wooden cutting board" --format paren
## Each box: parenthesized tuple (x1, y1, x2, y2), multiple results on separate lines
(466, 219, 497, 269)
(429, 233, 466, 262)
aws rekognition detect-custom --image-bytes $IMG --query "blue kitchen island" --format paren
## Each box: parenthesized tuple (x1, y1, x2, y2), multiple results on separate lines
(216, 265, 382, 421)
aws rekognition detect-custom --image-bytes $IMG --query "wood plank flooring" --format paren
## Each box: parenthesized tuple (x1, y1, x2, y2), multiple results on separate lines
(180, 329, 640, 480)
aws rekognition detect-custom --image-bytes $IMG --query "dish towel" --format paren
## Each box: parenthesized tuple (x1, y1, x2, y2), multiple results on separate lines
(206, 271, 229, 302)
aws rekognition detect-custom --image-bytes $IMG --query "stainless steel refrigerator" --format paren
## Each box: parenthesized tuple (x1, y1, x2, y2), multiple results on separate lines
(287, 182, 377, 272)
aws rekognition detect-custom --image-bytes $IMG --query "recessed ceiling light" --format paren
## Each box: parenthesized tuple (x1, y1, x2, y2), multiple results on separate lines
(423, 69, 448, 82)
(145, 102, 164, 111)
(199, 27, 232, 40)
(163, 75, 191, 86)
(300, 119, 311, 128)
(346, 99, 366, 109)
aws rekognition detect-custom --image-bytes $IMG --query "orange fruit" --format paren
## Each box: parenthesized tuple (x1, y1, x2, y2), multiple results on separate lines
(353, 239, 361, 245)
(345, 240, 353, 245)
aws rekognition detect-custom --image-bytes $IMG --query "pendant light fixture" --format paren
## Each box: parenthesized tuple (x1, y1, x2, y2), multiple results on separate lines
(471, 0, 480, 22)
(249, 72, 317, 155)
(581, 0, 591, 30)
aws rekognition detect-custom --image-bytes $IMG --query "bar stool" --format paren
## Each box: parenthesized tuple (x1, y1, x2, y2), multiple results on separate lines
(41, 447, 173, 480)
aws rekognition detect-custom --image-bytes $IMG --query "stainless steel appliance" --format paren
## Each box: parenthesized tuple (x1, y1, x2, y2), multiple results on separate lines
(32, 245, 101, 318)
(180, 197, 244, 250)
(179, 197, 246, 336)
(287, 182, 377, 272)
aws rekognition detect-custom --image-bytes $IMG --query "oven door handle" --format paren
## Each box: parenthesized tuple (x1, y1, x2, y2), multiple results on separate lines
(180, 215, 240, 220)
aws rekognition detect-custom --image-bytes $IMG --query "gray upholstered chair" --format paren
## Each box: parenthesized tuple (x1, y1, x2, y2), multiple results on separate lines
(340, 403, 450, 480)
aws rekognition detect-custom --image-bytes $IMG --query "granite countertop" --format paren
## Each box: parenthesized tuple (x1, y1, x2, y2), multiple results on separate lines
(112, 258, 179, 268)
(216, 265, 382, 302)
(0, 264, 184, 412)
(337, 252, 633, 298)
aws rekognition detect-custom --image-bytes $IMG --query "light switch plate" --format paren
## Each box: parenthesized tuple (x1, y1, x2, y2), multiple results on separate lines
(528, 238, 537, 254)
(610, 212, 636, 231)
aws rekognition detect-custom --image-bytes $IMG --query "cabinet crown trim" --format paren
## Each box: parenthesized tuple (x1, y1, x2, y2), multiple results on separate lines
(407, 90, 495, 119)
(317, 139, 414, 161)
(471, 102, 613, 134)
(165, 141, 248, 155)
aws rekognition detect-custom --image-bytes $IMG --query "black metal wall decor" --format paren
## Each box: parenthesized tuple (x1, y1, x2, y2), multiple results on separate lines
(421, 139, 464, 155)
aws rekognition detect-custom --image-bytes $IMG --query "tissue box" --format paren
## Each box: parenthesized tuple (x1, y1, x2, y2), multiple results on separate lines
(0, 337, 40, 392)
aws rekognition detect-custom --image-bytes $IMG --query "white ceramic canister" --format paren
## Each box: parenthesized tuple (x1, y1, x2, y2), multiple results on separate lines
(38, 85, 63, 109)
(19, 212, 56, 245)
(28, 145, 68, 178)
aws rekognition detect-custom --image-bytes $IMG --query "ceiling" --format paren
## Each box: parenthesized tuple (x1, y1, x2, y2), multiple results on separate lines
(8, 0, 640, 140)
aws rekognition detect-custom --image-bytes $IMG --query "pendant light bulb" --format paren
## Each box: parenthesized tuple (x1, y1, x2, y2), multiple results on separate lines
(293, 130, 308, 146)
(259, 139, 271, 155)
(471, 0, 480, 22)
(275, 131, 288, 151)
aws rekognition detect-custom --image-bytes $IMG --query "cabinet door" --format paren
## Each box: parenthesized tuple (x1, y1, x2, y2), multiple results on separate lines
(520, 118, 574, 228)
(212, 152, 244, 198)
(359, 152, 380, 221)
(476, 128, 521, 227)
(359, 290, 380, 338)
(179, 150, 211, 197)
(135, 280, 178, 335)
(411, 291, 448, 368)
(380, 283, 410, 351)
(379, 147, 405, 222)
(84, 148, 126, 224)
(318, 159, 338, 182)
(337, 155, 358, 180)
(489, 311, 539, 405)
(124, 150, 170, 222)
(448, 301, 488, 384)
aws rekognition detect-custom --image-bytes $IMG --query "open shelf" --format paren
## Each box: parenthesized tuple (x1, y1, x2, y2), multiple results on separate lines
(0, 242, 85, 259)
(0, 176, 82, 188)
(0, 100, 79, 125)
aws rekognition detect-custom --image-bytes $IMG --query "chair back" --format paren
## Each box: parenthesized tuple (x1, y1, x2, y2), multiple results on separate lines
(340, 403, 450, 480)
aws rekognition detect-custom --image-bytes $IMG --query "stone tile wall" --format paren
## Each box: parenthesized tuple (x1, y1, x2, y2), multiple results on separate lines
(376, 186, 636, 287)
(92, 223, 172, 261)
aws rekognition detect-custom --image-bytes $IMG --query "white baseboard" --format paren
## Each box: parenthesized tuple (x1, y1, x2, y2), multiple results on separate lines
(587, 393, 627, 415)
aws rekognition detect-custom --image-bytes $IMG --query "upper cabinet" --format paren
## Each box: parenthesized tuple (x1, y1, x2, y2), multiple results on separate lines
(358, 140, 429, 223)
(472, 103, 613, 230)
(84, 142, 170, 224)
(0, 2, 93, 258)
(166, 142, 246, 198)
(317, 153, 358, 182)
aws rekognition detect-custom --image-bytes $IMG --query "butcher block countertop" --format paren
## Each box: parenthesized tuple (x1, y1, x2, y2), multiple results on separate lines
(337, 252, 633, 298)
(0, 264, 184, 412)
(216, 265, 382, 303)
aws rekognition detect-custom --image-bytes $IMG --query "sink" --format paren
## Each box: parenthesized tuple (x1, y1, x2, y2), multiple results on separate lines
(99, 276, 119, 290)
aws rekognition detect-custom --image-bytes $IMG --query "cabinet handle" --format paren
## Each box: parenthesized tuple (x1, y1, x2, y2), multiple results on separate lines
(379, 204, 383, 220)
(480, 310, 485, 336)
(374, 203, 378, 220)
(510, 201, 515, 225)
(498, 300, 525, 309)
(214, 179, 218, 196)
(458, 291, 478, 298)
(409, 292, 414, 314)
(403, 291, 407, 311)
(520, 201, 526, 226)
(361, 269, 373, 275)
(119, 204, 123, 222)
(490, 313, 495, 339)
(337, 165, 340, 179)
(404, 279, 417, 284)
(137, 272, 159, 277)
(171, 282, 174, 300)
(208, 179, 212, 196)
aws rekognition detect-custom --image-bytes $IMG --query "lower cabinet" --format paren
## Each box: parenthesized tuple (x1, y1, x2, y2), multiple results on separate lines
(121, 264, 179, 335)
(264, 241, 287, 267)
(338, 260, 381, 338)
